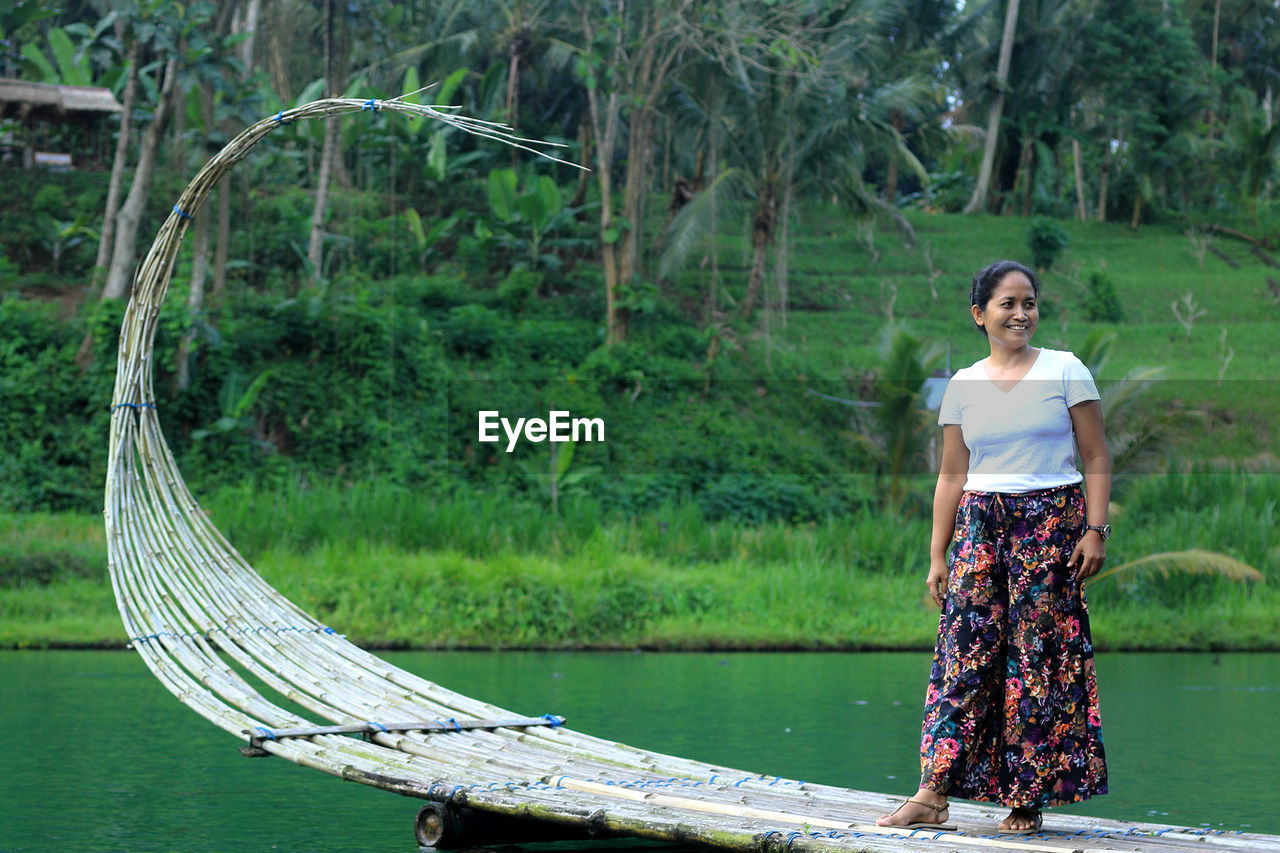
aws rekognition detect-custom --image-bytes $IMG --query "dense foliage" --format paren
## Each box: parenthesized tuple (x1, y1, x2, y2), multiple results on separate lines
(2, 0, 1278, 523)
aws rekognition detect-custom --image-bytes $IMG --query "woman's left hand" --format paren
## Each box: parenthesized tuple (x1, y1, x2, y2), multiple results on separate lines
(1068, 530, 1106, 581)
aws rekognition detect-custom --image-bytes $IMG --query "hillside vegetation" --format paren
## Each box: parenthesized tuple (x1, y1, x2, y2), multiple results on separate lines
(3, 208, 1276, 650)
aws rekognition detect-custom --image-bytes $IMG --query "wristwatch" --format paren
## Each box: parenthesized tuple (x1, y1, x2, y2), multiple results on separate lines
(1085, 524, 1111, 540)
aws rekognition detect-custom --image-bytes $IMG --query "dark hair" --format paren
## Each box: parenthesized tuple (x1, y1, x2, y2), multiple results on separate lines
(969, 260, 1040, 334)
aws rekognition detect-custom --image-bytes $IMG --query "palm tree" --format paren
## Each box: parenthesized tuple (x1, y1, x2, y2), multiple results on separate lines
(1075, 328, 1201, 477)
(950, 0, 1085, 216)
(1224, 88, 1280, 217)
(660, 0, 929, 323)
(962, 0, 1020, 214)
(99, 0, 210, 301)
(871, 0, 960, 205)
(1073, 0, 1205, 226)
(869, 324, 945, 511)
(575, 0, 705, 345)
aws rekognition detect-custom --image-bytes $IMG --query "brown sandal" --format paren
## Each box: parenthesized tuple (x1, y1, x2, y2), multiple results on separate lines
(877, 798, 958, 831)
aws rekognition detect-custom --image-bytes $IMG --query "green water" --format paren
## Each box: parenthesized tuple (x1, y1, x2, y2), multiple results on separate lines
(1, 651, 1276, 852)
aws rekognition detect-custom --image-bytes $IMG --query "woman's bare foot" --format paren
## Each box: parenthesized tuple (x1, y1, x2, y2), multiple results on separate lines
(997, 807, 1043, 834)
(876, 788, 954, 829)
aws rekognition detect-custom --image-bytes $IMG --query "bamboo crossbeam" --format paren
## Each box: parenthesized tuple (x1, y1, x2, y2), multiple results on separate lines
(240, 715, 566, 753)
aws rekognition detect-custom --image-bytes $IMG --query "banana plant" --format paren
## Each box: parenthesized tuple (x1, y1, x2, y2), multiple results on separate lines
(19, 14, 121, 88)
(39, 215, 97, 275)
(484, 167, 573, 268)
(519, 440, 601, 516)
(190, 369, 276, 444)
(404, 208, 458, 271)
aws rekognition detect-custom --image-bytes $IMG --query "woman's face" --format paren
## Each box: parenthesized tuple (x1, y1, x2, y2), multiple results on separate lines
(972, 271, 1038, 346)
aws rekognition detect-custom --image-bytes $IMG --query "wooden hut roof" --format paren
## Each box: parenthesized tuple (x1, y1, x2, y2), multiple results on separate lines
(0, 78, 123, 122)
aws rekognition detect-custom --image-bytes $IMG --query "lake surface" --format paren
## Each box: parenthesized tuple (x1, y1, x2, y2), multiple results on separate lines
(1, 650, 1276, 852)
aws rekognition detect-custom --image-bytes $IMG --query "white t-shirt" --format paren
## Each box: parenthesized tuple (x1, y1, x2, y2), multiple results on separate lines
(938, 348, 1100, 493)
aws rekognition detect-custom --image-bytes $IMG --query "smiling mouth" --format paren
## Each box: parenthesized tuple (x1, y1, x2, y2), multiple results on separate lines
(1007, 324, 1030, 331)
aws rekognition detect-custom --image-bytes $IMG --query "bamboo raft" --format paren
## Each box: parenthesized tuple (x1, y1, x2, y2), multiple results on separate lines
(106, 98, 1280, 853)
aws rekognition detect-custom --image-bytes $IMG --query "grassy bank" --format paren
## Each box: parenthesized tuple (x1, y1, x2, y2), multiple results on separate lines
(4, 467, 1276, 650)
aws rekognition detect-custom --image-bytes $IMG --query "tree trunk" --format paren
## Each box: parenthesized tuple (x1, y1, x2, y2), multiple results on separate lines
(1208, 0, 1220, 130)
(618, 104, 653, 286)
(236, 0, 262, 70)
(176, 195, 210, 390)
(662, 113, 671, 195)
(740, 224, 770, 322)
(584, 71, 625, 343)
(506, 48, 520, 126)
(210, 0, 255, 301)
(739, 180, 777, 321)
(308, 117, 337, 284)
(571, 118, 590, 208)
(581, 1, 689, 346)
(1019, 137, 1035, 216)
(170, 78, 186, 175)
(101, 58, 180, 300)
(703, 122, 721, 332)
(1072, 137, 1087, 220)
(212, 177, 230, 302)
(307, 0, 338, 286)
(94, 39, 138, 283)
(1096, 153, 1109, 223)
(176, 83, 216, 391)
(963, 0, 1021, 215)
(886, 110, 906, 204)
(269, 28, 290, 99)
(583, 6, 624, 345)
(776, 163, 793, 327)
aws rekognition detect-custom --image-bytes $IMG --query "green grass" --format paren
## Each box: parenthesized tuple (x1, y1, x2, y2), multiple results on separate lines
(799, 212, 1278, 374)
(3, 467, 1276, 650)
(722, 210, 1277, 460)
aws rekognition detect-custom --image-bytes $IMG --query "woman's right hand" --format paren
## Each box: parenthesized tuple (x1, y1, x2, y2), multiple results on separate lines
(926, 557, 949, 610)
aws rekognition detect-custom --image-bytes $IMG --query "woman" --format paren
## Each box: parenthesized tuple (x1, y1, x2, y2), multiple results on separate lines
(877, 260, 1110, 835)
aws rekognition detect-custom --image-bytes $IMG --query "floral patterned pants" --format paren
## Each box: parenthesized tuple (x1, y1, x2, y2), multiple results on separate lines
(919, 484, 1108, 808)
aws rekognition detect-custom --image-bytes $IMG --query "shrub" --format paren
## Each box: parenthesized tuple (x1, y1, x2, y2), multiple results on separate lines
(1026, 217, 1069, 271)
(698, 473, 830, 524)
(498, 269, 542, 313)
(445, 303, 506, 357)
(504, 319, 594, 367)
(1085, 270, 1124, 322)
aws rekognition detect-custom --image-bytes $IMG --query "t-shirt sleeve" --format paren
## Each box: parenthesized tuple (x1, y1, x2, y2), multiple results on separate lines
(938, 374, 963, 425)
(1063, 352, 1101, 406)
